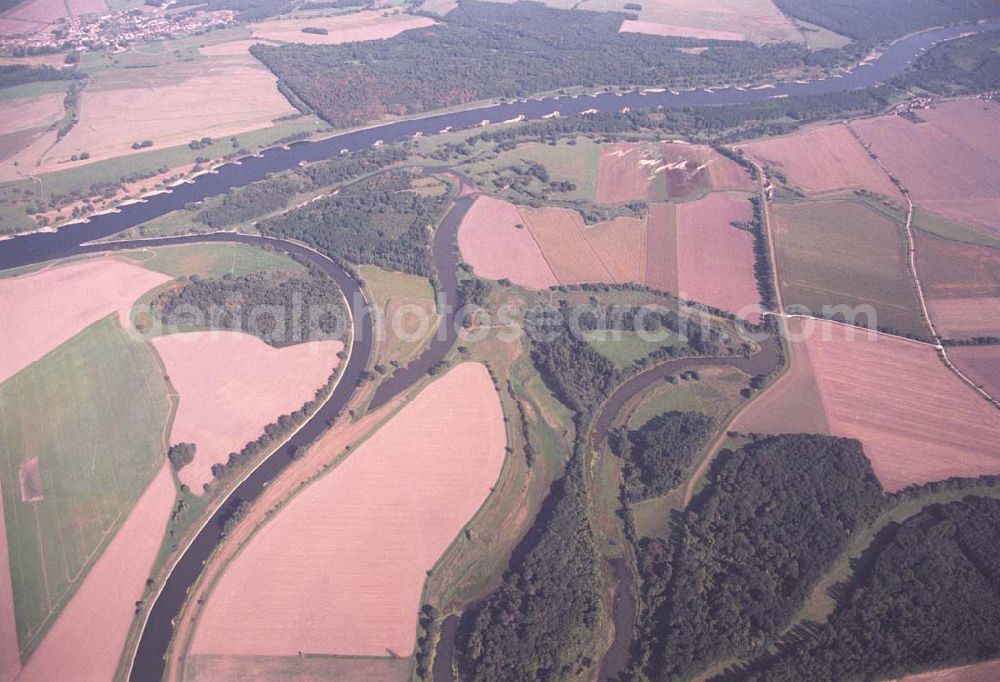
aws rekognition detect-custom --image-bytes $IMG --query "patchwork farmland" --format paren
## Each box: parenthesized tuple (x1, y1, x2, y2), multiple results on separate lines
(187, 363, 506, 663)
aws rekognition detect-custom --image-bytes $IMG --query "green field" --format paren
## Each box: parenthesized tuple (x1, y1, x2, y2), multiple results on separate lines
(0, 316, 172, 653)
(120, 243, 304, 279)
(772, 199, 931, 338)
(586, 330, 686, 370)
(358, 264, 440, 369)
(464, 136, 600, 202)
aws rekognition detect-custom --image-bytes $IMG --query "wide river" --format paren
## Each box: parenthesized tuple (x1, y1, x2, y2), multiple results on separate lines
(0, 20, 994, 681)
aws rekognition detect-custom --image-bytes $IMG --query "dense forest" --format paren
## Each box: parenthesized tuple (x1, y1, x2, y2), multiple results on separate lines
(257, 171, 444, 276)
(172, 0, 295, 21)
(527, 303, 620, 415)
(631, 434, 884, 680)
(153, 270, 347, 346)
(773, 0, 1000, 41)
(0, 64, 78, 89)
(195, 147, 407, 228)
(252, 1, 811, 127)
(615, 410, 715, 502)
(749, 496, 1000, 680)
(895, 30, 1000, 94)
(458, 447, 602, 680)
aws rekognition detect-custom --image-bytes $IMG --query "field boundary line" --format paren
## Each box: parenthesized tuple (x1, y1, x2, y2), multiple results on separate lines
(845, 122, 999, 408)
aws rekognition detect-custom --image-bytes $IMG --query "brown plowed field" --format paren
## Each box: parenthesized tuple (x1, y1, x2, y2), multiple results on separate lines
(612, 0, 801, 43)
(927, 297, 1000, 339)
(916, 230, 1000, 299)
(0, 257, 169, 385)
(731, 318, 831, 435)
(595, 142, 751, 203)
(899, 659, 1000, 682)
(739, 123, 900, 197)
(580, 216, 647, 283)
(595, 142, 666, 203)
(519, 206, 616, 284)
(189, 362, 506, 658)
(644, 202, 679, 292)
(249, 12, 435, 45)
(852, 100, 1000, 233)
(803, 321, 1000, 491)
(152, 332, 342, 493)
(185, 654, 410, 682)
(675, 193, 760, 322)
(456, 195, 557, 289)
(949, 346, 1000, 400)
(17, 464, 174, 682)
(772, 200, 929, 338)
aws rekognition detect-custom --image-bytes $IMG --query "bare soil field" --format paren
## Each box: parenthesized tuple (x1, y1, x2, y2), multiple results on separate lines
(519, 206, 617, 284)
(249, 12, 435, 45)
(926, 297, 1000, 339)
(595, 142, 667, 204)
(17, 464, 174, 682)
(611, 0, 801, 43)
(802, 321, 1000, 491)
(0, 62, 296, 178)
(0, 0, 105, 35)
(582, 215, 647, 283)
(948, 346, 1000, 400)
(457, 195, 558, 289)
(595, 142, 750, 204)
(644, 202, 679, 292)
(0, 92, 63, 137)
(0, 257, 168, 384)
(185, 653, 410, 682)
(189, 362, 506, 658)
(675, 192, 760, 322)
(740, 123, 900, 197)
(915, 230, 1000, 299)
(772, 199, 929, 338)
(151, 331, 342, 493)
(899, 660, 1000, 682)
(732, 318, 831, 435)
(851, 100, 1000, 233)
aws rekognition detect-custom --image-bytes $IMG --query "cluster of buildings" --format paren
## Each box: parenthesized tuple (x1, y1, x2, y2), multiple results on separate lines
(1, 6, 236, 55)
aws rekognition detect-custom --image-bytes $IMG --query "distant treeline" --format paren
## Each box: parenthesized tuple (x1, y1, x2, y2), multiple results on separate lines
(458, 443, 602, 680)
(630, 434, 884, 680)
(172, 0, 295, 21)
(746, 496, 1000, 680)
(153, 271, 347, 346)
(257, 170, 444, 276)
(253, 0, 811, 127)
(195, 145, 409, 229)
(0, 64, 78, 89)
(773, 0, 1000, 41)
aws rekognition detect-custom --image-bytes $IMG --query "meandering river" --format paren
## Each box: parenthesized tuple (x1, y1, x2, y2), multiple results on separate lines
(0, 21, 994, 681)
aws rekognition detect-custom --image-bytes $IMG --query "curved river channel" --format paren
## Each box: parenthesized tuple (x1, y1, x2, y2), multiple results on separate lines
(0, 21, 994, 680)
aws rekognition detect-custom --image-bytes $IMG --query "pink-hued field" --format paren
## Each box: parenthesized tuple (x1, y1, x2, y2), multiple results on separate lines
(249, 12, 435, 45)
(0, 0, 105, 35)
(900, 660, 1000, 682)
(17, 464, 174, 682)
(740, 123, 900, 196)
(0, 480, 19, 682)
(802, 321, 1000, 491)
(595, 142, 751, 203)
(949, 346, 1000, 400)
(852, 100, 1000, 232)
(927, 297, 1000, 339)
(189, 362, 506, 658)
(613, 0, 801, 43)
(458, 195, 759, 319)
(151, 331, 342, 493)
(0, 257, 169, 385)
(457, 195, 558, 289)
(519, 206, 617, 284)
(675, 193, 760, 322)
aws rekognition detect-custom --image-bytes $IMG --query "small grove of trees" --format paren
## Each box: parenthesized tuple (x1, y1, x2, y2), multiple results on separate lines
(167, 442, 197, 470)
(301, 26, 329, 35)
(131, 140, 154, 150)
(613, 410, 714, 502)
